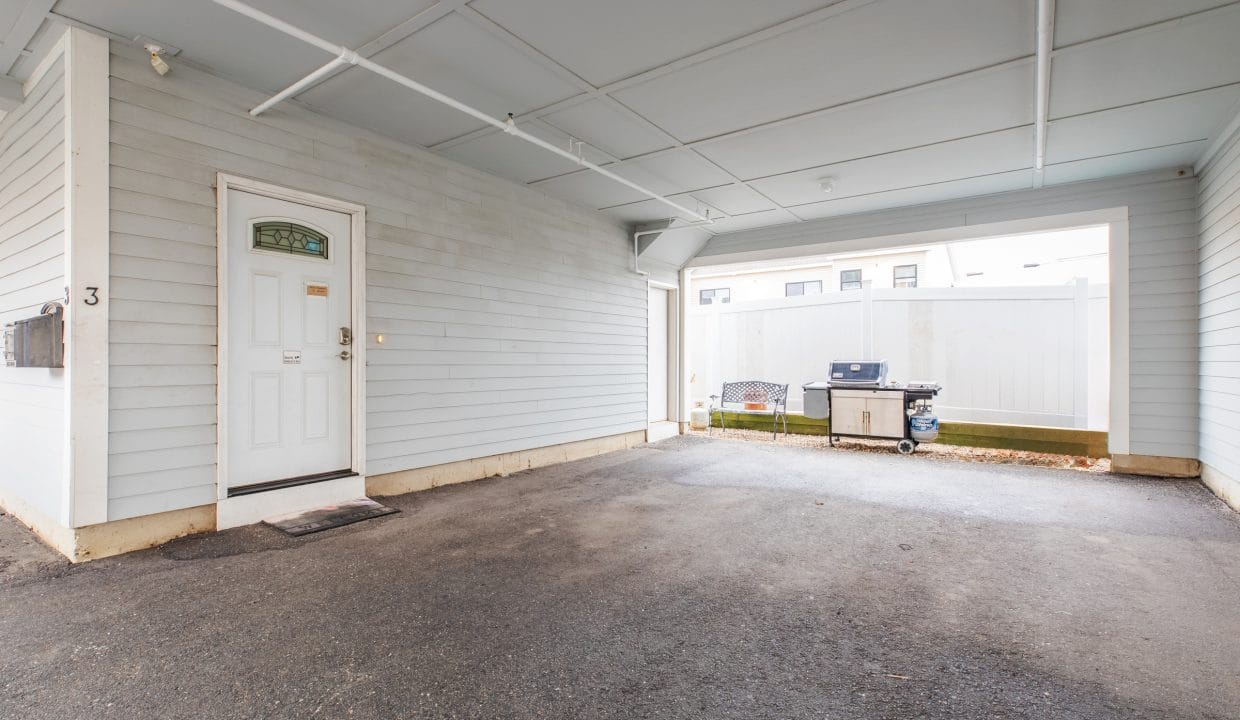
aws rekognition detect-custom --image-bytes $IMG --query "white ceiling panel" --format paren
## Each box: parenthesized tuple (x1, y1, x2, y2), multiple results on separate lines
(623, 150, 735, 195)
(681, 184, 777, 217)
(467, 0, 832, 87)
(52, 0, 435, 90)
(696, 61, 1034, 180)
(749, 127, 1033, 208)
(301, 13, 581, 148)
(296, 69, 488, 149)
(612, 0, 1033, 143)
(1041, 143, 1205, 186)
(1050, 4, 1240, 118)
(538, 148, 735, 209)
(1054, 0, 1235, 48)
(540, 99, 673, 159)
(604, 183, 776, 224)
(438, 121, 585, 185)
(790, 169, 1033, 221)
(1046, 85, 1240, 164)
(534, 164, 673, 210)
(701, 208, 803, 234)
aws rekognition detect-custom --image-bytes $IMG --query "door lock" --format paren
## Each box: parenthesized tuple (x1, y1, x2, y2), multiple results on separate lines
(339, 326, 352, 346)
(339, 350, 351, 361)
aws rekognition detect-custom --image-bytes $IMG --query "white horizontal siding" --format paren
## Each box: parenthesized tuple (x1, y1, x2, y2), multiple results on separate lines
(0, 55, 66, 522)
(1198, 119, 1240, 483)
(696, 170, 1201, 460)
(105, 44, 643, 519)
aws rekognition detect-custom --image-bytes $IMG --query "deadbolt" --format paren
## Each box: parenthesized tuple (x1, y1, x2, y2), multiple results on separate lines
(339, 326, 352, 346)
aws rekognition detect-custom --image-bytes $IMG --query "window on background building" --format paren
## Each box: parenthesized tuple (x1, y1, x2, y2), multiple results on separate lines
(785, 280, 823, 297)
(699, 288, 731, 305)
(840, 269, 862, 291)
(893, 264, 918, 288)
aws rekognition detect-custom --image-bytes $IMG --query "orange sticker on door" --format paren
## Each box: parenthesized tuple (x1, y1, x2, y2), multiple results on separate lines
(306, 284, 329, 297)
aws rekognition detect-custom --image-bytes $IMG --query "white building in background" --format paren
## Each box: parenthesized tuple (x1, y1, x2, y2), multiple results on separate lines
(691, 227, 1110, 303)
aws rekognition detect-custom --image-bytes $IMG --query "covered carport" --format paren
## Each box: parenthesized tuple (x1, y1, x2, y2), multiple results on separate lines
(1, 0, 1240, 717)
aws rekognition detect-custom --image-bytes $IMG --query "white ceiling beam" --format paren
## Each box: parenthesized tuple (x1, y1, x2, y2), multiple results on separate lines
(0, 0, 56, 75)
(1032, 0, 1056, 188)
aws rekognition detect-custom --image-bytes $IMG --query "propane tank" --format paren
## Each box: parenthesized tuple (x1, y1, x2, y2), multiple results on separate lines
(909, 407, 939, 443)
(689, 402, 710, 430)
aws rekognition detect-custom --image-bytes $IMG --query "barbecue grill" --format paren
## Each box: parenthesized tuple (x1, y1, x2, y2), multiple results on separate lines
(803, 360, 941, 454)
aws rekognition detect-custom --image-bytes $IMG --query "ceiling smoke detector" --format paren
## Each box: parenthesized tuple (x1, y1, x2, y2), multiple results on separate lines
(145, 44, 170, 76)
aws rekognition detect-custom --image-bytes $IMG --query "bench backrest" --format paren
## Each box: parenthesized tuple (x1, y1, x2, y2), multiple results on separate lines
(717, 381, 789, 406)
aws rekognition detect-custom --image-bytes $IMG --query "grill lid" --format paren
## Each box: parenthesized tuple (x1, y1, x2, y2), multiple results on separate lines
(828, 360, 889, 387)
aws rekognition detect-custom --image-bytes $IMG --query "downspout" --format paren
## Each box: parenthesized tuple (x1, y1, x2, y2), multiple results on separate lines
(1033, 0, 1055, 187)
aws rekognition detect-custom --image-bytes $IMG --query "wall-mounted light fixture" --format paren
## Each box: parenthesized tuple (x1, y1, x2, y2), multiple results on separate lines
(818, 176, 836, 194)
(145, 44, 171, 76)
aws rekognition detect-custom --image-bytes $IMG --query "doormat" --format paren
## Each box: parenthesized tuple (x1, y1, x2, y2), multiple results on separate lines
(263, 498, 399, 536)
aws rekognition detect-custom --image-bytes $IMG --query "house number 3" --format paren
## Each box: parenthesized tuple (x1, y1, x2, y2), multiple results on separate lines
(84, 287, 100, 306)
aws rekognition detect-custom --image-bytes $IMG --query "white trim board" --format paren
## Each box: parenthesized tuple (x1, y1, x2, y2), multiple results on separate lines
(63, 27, 110, 527)
(214, 173, 368, 514)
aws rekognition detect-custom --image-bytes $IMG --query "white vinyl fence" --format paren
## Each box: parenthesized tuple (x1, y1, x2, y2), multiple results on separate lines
(689, 280, 1108, 430)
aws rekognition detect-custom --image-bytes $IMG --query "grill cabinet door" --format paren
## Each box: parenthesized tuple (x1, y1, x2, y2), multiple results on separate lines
(866, 394, 907, 439)
(829, 390, 868, 435)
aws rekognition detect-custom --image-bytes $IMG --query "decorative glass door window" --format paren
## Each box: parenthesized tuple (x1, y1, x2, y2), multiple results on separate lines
(252, 221, 329, 259)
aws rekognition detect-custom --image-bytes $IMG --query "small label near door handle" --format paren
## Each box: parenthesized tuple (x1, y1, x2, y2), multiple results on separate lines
(339, 326, 352, 346)
(339, 350, 351, 361)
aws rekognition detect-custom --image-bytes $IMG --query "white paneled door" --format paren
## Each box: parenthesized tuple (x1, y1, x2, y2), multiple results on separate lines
(225, 189, 353, 490)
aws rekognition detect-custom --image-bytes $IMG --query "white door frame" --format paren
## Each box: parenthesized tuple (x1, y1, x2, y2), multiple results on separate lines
(647, 279, 680, 434)
(215, 174, 367, 501)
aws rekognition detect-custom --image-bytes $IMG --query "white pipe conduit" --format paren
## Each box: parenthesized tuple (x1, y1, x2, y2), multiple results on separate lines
(210, 0, 713, 224)
(1033, 0, 1055, 174)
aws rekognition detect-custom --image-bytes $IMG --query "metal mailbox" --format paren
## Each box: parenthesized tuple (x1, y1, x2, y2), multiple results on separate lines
(4, 303, 64, 368)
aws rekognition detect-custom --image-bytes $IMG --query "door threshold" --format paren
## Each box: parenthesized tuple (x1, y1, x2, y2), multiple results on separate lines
(217, 474, 366, 530)
(227, 469, 357, 498)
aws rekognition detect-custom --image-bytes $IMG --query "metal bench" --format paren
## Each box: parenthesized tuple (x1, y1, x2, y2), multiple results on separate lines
(709, 381, 789, 439)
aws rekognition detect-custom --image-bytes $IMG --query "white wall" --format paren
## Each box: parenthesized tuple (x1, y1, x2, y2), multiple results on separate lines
(695, 170, 1199, 459)
(690, 285, 1108, 429)
(105, 43, 646, 521)
(0, 53, 65, 522)
(1198, 119, 1240, 492)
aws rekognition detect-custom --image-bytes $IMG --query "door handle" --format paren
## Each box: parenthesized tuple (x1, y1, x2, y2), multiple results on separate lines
(339, 326, 352, 346)
(339, 350, 351, 361)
